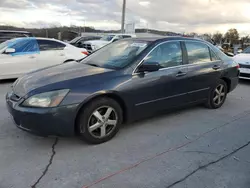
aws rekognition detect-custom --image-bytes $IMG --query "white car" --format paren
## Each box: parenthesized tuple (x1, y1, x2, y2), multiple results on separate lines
(0, 37, 88, 80)
(233, 47, 250, 80)
(83, 34, 136, 53)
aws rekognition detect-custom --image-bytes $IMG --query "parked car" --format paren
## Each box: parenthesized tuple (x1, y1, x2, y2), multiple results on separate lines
(0, 30, 33, 43)
(69, 36, 102, 48)
(82, 33, 135, 53)
(233, 46, 250, 80)
(0, 37, 88, 79)
(6, 37, 239, 144)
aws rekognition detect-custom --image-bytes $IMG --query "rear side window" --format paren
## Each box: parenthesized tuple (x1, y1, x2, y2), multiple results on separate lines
(210, 49, 220, 61)
(37, 40, 66, 51)
(185, 41, 211, 64)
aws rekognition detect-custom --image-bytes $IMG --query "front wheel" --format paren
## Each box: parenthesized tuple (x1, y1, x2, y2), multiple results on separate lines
(205, 80, 228, 109)
(77, 97, 123, 144)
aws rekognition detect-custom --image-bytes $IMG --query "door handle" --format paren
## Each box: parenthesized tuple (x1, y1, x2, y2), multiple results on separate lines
(212, 65, 221, 70)
(29, 56, 35, 59)
(176, 71, 187, 77)
(59, 54, 65, 56)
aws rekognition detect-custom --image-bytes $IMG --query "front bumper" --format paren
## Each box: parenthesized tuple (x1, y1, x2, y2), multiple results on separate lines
(6, 92, 79, 136)
(239, 68, 250, 80)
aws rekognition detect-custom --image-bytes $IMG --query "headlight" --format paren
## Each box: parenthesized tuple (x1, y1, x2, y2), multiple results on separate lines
(22, 89, 69, 108)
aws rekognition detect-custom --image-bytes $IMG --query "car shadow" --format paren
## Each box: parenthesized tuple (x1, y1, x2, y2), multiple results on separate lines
(0, 79, 16, 85)
(239, 79, 250, 86)
(7, 104, 204, 147)
(122, 104, 204, 130)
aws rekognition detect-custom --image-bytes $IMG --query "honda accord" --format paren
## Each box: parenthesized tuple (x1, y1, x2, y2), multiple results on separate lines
(6, 37, 239, 144)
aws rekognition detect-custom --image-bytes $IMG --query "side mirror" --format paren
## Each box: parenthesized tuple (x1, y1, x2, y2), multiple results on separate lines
(137, 62, 161, 73)
(5, 48, 15, 54)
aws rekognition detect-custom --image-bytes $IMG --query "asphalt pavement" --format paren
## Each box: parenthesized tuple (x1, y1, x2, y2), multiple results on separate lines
(0, 79, 250, 188)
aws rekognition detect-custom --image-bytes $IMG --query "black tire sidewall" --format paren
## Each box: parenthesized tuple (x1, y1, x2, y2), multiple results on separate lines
(207, 80, 228, 109)
(78, 97, 123, 144)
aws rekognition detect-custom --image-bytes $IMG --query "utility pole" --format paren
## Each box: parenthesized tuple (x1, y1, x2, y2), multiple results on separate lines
(121, 0, 126, 33)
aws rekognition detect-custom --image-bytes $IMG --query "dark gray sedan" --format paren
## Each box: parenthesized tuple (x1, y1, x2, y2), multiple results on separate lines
(6, 37, 239, 144)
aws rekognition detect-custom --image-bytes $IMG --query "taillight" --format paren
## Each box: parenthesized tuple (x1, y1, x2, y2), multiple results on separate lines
(81, 51, 89, 56)
(236, 64, 240, 69)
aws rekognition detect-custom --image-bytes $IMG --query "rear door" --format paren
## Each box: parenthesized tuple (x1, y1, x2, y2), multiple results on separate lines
(184, 41, 222, 101)
(36, 39, 67, 68)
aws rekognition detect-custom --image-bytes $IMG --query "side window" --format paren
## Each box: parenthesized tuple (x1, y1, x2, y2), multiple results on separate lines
(185, 41, 211, 64)
(9, 39, 39, 53)
(37, 40, 66, 51)
(144, 42, 182, 68)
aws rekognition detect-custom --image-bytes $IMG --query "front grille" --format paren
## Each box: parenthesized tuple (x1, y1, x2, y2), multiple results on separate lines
(10, 93, 21, 102)
(240, 73, 250, 78)
(239, 63, 250, 69)
(82, 44, 92, 51)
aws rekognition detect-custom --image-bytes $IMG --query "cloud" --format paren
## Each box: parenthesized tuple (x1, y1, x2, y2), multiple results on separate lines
(0, 0, 250, 34)
(0, 0, 31, 9)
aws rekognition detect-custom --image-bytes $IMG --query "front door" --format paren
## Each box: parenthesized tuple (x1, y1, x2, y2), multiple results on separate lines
(0, 53, 38, 78)
(123, 41, 190, 116)
(0, 38, 39, 78)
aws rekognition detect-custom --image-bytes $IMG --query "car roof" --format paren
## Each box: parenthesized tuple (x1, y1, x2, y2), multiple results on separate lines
(105, 33, 135, 36)
(7, 37, 69, 46)
(10, 37, 62, 41)
(126, 36, 208, 43)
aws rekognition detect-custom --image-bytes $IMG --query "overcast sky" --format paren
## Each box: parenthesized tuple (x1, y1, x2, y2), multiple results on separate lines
(1, 0, 250, 35)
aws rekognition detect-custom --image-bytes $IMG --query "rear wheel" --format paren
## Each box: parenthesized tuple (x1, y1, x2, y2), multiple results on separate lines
(205, 79, 228, 109)
(77, 97, 123, 144)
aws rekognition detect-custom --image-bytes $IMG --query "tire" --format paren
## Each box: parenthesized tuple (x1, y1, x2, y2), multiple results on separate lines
(205, 79, 228, 109)
(77, 97, 123, 144)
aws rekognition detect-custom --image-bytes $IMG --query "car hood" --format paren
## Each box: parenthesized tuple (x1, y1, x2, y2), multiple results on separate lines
(84, 40, 109, 46)
(13, 61, 112, 97)
(233, 53, 250, 64)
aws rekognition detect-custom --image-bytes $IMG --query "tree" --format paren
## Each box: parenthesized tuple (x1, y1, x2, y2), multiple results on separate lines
(212, 32, 223, 45)
(240, 35, 249, 49)
(224, 28, 239, 45)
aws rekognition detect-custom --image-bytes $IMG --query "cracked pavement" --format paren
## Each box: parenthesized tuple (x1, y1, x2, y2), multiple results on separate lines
(0, 80, 250, 188)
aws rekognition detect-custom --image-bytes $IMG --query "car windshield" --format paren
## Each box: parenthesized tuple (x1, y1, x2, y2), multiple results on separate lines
(80, 40, 149, 69)
(69, 36, 81, 44)
(0, 38, 16, 51)
(0, 41, 8, 51)
(100, 35, 115, 41)
(242, 47, 250, 54)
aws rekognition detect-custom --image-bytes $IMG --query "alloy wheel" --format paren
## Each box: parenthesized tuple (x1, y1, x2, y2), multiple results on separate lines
(213, 84, 226, 106)
(87, 106, 118, 138)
